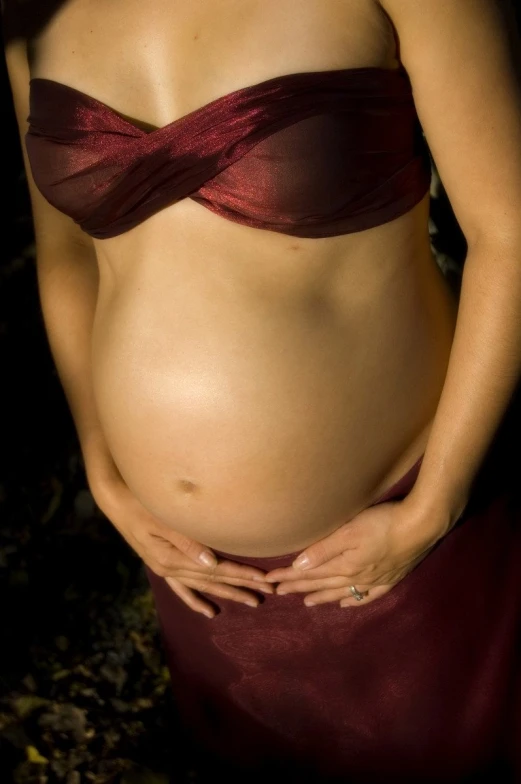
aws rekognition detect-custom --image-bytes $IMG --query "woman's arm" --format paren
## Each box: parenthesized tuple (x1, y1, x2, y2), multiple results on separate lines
(265, 0, 521, 598)
(4, 34, 112, 488)
(4, 26, 273, 611)
(378, 0, 521, 534)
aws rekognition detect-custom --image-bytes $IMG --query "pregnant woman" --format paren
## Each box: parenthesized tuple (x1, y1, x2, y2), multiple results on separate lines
(4, 0, 521, 780)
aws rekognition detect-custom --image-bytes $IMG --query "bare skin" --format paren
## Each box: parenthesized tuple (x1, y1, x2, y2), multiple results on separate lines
(26, 0, 458, 557)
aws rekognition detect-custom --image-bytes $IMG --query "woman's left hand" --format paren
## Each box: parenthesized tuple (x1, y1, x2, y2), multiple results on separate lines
(265, 496, 449, 607)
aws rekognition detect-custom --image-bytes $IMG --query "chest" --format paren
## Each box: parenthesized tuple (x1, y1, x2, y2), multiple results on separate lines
(30, 0, 395, 129)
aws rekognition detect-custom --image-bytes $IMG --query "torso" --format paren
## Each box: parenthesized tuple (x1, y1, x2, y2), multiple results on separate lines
(31, 0, 458, 555)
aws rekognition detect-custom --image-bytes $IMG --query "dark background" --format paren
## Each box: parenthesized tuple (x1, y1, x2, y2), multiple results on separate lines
(1, 3, 520, 783)
(1, 8, 196, 782)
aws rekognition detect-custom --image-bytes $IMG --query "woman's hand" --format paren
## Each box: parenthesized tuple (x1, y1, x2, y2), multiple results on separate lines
(265, 496, 449, 607)
(89, 466, 273, 618)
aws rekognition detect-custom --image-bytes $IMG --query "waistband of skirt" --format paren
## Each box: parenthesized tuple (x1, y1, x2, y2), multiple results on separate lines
(212, 453, 425, 568)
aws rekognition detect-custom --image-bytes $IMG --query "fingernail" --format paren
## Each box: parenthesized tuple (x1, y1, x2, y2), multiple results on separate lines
(203, 609, 215, 618)
(304, 599, 316, 606)
(251, 575, 267, 582)
(277, 589, 287, 595)
(245, 600, 258, 608)
(340, 600, 350, 608)
(293, 554, 310, 570)
(199, 552, 217, 568)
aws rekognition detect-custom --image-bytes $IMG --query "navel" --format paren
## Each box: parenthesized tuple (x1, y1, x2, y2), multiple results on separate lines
(177, 479, 199, 495)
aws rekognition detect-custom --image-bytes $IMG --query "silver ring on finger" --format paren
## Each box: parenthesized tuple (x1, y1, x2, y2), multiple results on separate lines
(349, 585, 366, 602)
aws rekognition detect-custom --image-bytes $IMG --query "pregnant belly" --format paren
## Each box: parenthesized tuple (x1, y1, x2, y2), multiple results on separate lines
(92, 288, 448, 556)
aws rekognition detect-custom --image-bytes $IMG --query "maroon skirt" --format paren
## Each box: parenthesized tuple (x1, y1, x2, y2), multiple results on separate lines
(146, 413, 521, 783)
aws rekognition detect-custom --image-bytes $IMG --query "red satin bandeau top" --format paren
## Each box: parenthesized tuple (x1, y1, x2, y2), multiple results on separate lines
(25, 66, 431, 240)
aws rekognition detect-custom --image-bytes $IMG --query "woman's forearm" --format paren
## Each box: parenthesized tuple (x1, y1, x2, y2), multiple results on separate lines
(36, 244, 114, 483)
(409, 234, 521, 533)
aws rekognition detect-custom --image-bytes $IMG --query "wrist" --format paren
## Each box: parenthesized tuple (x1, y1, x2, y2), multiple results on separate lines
(403, 483, 469, 545)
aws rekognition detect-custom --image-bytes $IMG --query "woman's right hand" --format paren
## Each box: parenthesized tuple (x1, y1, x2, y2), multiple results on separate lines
(88, 461, 273, 618)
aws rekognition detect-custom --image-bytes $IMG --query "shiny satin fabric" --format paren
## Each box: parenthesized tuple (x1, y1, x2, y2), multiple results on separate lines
(146, 406, 521, 783)
(25, 66, 431, 240)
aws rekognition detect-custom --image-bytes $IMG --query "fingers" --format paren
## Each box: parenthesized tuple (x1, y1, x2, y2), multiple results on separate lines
(290, 522, 358, 571)
(296, 583, 390, 607)
(146, 532, 271, 585)
(212, 559, 269, 584)
(160, 528, 218, 568)
(266, 555, 361, 584)
(182, 578, 261, 608)
(165, 577, 216, 618)
(339, 584, 390, 607)
(305, 586, 363, 606)
(172, 571, 274, 594)
(149, 548, 273, 590)
(276, 576, 348, 595)
(164, 576, 269, 618)
(165, 570, 393, 616)
(291, 540, 331, 571)
(209, 576, 274, 594)
(142, 533, 215, 578)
